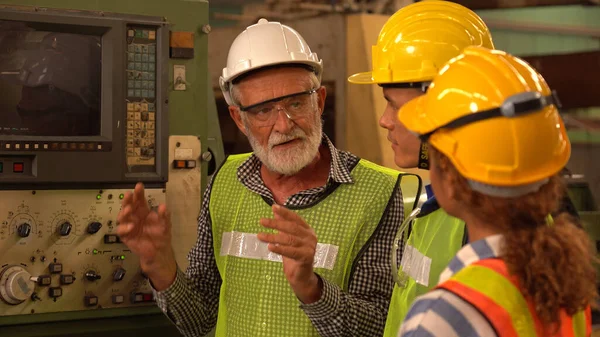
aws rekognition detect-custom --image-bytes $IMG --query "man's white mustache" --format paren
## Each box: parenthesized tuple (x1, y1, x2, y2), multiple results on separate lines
(268, 130, 307, 149)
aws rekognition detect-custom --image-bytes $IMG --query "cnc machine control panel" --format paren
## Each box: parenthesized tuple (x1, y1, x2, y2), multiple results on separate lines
(0, 188, 165, 316)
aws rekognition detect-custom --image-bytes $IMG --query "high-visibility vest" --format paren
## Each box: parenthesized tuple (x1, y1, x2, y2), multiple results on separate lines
(209, 153, 419, 336)
(383, 206, 465, 337)
(437, 258, 592, 337)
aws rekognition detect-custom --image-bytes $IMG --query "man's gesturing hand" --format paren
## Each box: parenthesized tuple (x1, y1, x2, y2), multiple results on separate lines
(117, 182, 177, 290)
(258, 204, 323, 304)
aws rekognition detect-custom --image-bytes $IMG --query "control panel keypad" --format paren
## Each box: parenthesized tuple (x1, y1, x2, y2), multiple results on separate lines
(126, 26, 157, 171)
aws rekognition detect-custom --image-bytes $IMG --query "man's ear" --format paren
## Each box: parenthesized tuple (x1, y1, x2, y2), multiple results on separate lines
(316, 86, 327, 116)
(229, 106, 247, 136)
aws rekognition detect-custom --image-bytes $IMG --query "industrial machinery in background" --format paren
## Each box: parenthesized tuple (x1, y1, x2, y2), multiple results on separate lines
(0, 2, 223, 337)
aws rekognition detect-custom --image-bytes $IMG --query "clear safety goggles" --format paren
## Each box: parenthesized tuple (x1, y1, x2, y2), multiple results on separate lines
(239, 89, 317, 127)
(416, 91, 561, 142)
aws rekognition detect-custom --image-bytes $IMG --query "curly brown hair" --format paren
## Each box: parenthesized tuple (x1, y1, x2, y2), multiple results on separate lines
(429, 146, 597, 329)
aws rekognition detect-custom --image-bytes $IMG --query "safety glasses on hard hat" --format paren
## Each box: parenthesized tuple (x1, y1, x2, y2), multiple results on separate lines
(239, 88, 317, 127)
(417, 90, 562, 142)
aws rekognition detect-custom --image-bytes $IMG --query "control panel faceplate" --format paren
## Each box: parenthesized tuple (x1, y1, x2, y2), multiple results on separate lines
(0, 189, 165, 315)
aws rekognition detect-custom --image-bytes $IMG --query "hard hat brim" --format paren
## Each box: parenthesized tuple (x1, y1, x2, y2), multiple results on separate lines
(347, 71, 376, 84)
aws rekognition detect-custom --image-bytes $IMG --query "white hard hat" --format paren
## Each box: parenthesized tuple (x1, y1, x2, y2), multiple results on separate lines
(219, 18, 323, 106)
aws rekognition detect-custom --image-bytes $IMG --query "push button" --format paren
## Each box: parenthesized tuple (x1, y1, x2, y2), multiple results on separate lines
(112, 294, 125, 304)
(13, 162, 24, 173)
(60, 274, 75, 285)
(33, 275, 52, 286)
(173, 160, 186, 169)
(173, 160, 196, 169)
(104, 234, 121, 244)
(49, 263, 63, 274)
(49, 287, 62, 298)
(130, 292, 154, 303)
(84, 296, 98, 307)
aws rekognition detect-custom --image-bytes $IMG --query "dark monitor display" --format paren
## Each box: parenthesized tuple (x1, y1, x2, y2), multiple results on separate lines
(0, 20, 101, 137)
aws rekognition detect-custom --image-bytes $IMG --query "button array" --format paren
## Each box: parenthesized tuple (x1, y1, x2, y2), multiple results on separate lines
(0, 142, 108, 152)
(125, 102, 156, 167)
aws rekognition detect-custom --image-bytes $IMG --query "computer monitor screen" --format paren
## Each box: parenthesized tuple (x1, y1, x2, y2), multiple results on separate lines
(0, 20, 101, 137)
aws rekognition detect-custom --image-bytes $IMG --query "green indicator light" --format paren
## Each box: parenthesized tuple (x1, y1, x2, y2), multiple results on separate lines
(119, 194, 125, 200)
(121, 255, 126, 260)
(96, 194, 102, 200)
(93, 249, 98, 255)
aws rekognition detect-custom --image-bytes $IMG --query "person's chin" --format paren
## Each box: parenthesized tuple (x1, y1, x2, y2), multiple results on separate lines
(394, 156, 418, 170)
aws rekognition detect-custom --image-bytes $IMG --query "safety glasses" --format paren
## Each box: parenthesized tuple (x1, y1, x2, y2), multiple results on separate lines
(239, 88, 317, 127)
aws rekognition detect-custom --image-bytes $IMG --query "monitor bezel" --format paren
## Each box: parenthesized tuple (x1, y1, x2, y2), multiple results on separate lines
(0, 7, 169, 184)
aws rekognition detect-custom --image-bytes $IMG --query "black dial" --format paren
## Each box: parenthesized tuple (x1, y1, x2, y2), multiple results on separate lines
(87, 222, 102, 234)
(59, 222, 72, 236)
(17, 223, 31, 238)
(113, 268, 126, 282)
(85, 270, 101, 281)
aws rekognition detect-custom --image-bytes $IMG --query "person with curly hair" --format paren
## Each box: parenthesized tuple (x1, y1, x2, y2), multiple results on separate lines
(396, 46, 596, 336)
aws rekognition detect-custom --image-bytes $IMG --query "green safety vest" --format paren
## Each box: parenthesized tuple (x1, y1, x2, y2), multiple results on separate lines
(209, 153, 420, 336)
(383, 204, 465, 337)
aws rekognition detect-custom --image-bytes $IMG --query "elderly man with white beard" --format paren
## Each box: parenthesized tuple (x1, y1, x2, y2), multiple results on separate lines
(116, 19, 410, 337)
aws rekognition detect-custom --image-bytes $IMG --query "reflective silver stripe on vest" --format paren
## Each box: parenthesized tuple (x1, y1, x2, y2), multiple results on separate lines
(399, 244, 432, 287)
(220, 231, 339, 270)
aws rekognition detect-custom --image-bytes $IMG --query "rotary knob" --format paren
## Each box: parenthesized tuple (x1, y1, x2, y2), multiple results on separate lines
(0, 266, 35, 305)
(17, 223, 31, 238)
(113, 268, 126, 282)
(87, 222, 102, 234)
(85, 270, 101, 281)
(59, 222, 72, 236)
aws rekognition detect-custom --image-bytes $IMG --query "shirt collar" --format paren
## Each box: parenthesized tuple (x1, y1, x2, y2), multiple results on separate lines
(236, 134, 355, 187)
(437, 234, 504, 285)
(324, 134, 354, 184)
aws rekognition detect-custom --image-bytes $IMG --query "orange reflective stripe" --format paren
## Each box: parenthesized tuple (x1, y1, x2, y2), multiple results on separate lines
(525, 295, 549, 336)
(585, 306, 592, 337)
(559, 310, 575, 337)
(472, 258, 509, 276)
(440, 279, 519, 337)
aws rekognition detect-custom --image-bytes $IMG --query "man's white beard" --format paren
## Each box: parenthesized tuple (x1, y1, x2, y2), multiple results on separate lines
(245, 115, 323, 176)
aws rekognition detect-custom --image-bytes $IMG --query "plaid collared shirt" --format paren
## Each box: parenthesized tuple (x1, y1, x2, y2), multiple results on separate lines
(154, 135, 404, 337)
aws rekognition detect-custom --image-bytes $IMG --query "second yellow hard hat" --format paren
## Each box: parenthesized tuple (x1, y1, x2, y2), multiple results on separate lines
(348, 0, 494, 85)
(398, 46, 570, 195)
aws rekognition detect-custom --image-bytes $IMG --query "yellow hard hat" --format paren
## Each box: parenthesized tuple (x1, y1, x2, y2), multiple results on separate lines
(399, 46, 570, 197)
(348, 0, 494, 85)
